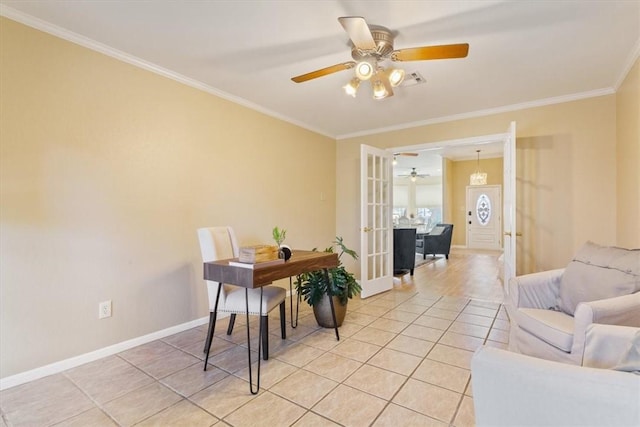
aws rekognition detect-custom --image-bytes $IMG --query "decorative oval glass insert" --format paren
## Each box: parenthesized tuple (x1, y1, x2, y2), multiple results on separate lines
(476, 194, 491, 225)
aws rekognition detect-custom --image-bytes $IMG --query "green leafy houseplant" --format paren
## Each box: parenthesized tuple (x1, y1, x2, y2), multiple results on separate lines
(272, 226, 286, 246)
(295, 237, 361, 307)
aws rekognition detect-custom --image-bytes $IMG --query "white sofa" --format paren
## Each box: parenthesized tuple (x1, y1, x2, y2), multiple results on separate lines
(472, 324, 640, 427)
(506, 241, 640, 364)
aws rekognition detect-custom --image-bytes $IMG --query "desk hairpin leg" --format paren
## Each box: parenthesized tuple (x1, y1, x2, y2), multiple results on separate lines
(203, 283, 222, 371)
(289, 276, 300, 329)
(246, 287, 263, 395)
(322, 268, 340, 341)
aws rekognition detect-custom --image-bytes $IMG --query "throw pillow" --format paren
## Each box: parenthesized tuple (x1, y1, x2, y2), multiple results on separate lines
(429, 226, 445, 236)
(557, 241, 640, 315)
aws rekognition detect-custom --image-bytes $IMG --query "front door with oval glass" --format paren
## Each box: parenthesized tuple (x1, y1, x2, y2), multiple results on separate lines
(466, 185, 502, 250)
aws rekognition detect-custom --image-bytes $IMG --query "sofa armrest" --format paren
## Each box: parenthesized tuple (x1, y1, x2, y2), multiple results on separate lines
(471, 346, 640, 427)
(507, 268, 564, 310)
(570, 293, 640, 357)
(574, 292, 640, 328)
(581, 323, 640, 368)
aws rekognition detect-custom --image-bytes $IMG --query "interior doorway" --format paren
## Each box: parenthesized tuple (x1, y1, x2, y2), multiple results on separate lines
(389, 126, 516, 283)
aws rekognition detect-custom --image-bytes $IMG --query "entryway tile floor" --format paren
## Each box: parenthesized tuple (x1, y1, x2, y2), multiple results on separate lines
(1, 250, 508, 426)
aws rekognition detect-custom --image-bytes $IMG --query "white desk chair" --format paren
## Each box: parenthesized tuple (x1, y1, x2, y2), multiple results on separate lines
(197, 227, 286, 366)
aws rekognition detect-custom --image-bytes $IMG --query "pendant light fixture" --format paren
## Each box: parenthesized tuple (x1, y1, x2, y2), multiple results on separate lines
(470, 149, 487, 185)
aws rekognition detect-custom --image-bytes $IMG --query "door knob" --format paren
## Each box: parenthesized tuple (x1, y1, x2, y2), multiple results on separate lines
(363, 226, 373, 232)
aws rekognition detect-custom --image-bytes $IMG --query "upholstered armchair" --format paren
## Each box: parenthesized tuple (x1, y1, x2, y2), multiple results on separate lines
(393, 228, 417, 276)
(417, 223, 454, 260)
(505, 241, 640, 365)
(472, 324, 640, 427)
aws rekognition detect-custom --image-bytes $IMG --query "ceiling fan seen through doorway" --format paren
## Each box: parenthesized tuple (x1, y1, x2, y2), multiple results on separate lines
(398, 167, 430, 182)
(291, 16, 469, 100)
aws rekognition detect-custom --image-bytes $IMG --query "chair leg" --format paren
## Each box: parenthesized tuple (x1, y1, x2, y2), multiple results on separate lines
(410, 268, 414, 276)
(261, 315, 269, 360)
(203, 312, 216, 353)
(227, 313, 236, 335)
(445, 254, 449, 259)
(279, 301, 286, 339)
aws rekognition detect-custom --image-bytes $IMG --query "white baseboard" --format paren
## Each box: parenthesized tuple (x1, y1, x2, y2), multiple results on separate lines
(0, 315, 215, 391)
(1, 289, 300, 391)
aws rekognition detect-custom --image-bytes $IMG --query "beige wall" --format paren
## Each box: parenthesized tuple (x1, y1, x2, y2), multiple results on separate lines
(337, 95, 618, 277)
(1, 15, 637, 380)
(0, 18, 336, 377)
(615, 57, 640, 247)
(449, 157, 504, 246)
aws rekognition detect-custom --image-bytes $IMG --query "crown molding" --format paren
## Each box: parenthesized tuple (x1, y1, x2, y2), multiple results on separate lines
(336, 88, 615, 140)
(0, 5, 335, 139)
(0, 5, 630, 142)
(614, 38, 640, 90)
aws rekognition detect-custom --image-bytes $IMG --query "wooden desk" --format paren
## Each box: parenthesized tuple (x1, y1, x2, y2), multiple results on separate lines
(204, 250, 338, 288)
(203, 250, 339, 393)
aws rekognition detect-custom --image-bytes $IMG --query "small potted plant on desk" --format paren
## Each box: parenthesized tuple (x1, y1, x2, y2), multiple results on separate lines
(273, 226, 291, 260)
(295, 237, 361, 327)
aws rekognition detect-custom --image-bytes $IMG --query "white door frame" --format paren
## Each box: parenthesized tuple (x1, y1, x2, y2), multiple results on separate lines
(502, 121, 517, 286)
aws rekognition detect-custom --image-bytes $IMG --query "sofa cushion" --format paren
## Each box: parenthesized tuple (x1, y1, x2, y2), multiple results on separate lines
(557, 241, 640, 316)
(518, 308, 575, 352)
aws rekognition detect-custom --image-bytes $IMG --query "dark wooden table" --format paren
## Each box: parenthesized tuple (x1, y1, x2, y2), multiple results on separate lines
(203, 250, 339, 393)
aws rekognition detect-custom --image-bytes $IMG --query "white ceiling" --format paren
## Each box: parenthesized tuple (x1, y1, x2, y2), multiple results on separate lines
(1, 1, 638, 144)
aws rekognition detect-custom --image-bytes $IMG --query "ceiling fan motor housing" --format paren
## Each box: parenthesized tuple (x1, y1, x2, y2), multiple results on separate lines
(350, 25, 395, 61)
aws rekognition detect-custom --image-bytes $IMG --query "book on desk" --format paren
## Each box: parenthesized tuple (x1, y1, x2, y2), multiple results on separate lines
(228, 258, 285, 269)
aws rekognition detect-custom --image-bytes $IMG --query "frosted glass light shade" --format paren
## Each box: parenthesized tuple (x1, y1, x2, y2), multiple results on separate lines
(355, 62, 374, 80)
(372, 80, 388, 99)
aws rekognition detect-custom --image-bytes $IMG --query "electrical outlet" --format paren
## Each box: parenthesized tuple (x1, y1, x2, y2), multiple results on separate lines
(99, 300, 112, 319)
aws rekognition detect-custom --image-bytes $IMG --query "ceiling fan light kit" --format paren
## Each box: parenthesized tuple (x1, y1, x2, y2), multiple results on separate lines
(388, 68, 406, 87)
(292, 16, 469, 101)
(355, 61, 374, 80)
(343, 77, 360, 97)
(372, 79, 388, 99)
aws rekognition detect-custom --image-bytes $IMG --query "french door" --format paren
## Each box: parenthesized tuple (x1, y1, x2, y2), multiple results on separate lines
(359, 145, 393, 298)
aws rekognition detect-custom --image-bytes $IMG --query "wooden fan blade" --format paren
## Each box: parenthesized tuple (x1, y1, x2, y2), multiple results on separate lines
(291, 61, 355, 83)
(338, 16, 376, 51)
(391, 43, 469, 62)
(394, 152, 419, 156)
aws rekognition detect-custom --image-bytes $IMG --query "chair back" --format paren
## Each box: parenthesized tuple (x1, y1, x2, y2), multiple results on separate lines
(423, 223, 454, 257)
(393, 228, 417, 272)
(197, 227, 240, 309)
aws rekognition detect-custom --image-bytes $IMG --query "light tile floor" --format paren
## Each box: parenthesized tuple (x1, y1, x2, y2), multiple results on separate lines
(1, 251, 508, 426)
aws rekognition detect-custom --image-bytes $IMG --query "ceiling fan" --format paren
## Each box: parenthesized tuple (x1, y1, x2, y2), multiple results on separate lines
(393, 151, 418, 165)
(398, 167, 430, 181)
(291, 16, 469, 99)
